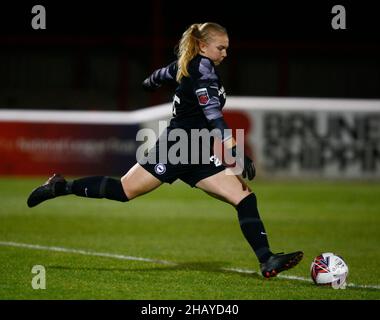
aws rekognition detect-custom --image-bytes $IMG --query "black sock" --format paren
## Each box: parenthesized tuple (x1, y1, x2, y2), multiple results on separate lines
(55, 176, 128, 202)
(236, 193, 273, 263)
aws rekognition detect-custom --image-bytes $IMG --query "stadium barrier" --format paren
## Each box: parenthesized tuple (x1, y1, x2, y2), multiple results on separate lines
(1, 97, 379, 178)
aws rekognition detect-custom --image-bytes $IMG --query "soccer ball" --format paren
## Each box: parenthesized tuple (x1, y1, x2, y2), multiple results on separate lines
(310, 252, 349, 289)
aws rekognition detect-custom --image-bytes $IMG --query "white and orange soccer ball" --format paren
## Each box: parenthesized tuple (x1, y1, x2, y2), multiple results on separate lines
(310, 252, 349, 289)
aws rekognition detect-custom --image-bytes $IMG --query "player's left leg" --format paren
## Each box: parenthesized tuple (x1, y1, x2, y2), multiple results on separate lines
(195, 170, 303, 277)
(195, 170, 273, 263)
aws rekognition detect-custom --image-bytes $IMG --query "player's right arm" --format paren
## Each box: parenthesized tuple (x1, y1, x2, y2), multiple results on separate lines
(142, 61, 178, 91)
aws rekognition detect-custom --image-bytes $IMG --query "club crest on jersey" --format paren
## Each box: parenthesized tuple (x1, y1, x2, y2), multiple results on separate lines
(195, 88, 209, 106)
(154, 163, 166, 175)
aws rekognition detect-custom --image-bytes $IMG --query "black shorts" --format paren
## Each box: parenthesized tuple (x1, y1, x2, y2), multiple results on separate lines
(138, 126, 226, 187)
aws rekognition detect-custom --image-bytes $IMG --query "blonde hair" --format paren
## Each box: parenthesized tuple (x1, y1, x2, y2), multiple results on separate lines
(176, 22, 227, 82)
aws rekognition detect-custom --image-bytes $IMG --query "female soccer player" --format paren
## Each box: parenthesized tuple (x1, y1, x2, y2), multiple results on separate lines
(27, 22, 303, 278)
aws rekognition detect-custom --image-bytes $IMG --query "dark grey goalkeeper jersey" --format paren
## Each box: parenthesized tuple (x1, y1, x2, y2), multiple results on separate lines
(147, 55, 230, 137)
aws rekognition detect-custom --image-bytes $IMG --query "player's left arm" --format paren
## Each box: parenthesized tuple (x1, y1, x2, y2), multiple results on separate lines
(194, 58, 255, 180)
(195, 81, 255, 180)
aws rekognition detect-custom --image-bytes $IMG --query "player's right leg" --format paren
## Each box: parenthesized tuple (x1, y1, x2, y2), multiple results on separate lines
(120, 163, 162, 200)
(27, 163, 162, 208)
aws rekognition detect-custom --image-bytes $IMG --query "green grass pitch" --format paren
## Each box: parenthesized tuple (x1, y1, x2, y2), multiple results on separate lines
(0, 177, 379, 300)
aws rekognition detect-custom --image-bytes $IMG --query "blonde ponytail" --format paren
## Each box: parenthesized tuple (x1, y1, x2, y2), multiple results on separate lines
(176, 22, 227, 82)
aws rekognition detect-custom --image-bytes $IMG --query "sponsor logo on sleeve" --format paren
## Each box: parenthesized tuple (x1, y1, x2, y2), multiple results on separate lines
(195, 88, 210, 106)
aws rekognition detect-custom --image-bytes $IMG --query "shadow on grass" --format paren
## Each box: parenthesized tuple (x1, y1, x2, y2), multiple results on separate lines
(47, 261, 264, 280)
(47, 263, 377, 291)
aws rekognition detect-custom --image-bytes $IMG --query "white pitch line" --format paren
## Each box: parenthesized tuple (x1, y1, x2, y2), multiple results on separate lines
(0, 241, 176, 266)
(1, 241, 379, 290)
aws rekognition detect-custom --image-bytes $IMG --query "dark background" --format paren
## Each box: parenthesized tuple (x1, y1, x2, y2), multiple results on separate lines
(0, 0, 379, 110)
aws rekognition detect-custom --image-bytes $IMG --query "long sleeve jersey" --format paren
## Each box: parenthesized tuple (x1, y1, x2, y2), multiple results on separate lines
(146, 55, 230, 140)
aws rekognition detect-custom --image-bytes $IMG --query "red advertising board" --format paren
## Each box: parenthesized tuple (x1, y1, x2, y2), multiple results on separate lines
(0, 121, 140, 176)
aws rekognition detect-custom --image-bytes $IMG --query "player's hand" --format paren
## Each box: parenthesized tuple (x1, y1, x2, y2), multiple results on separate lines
(231, 146, 256, 180)
(142, 77, 160, 91)
(241, 154, 256, 180)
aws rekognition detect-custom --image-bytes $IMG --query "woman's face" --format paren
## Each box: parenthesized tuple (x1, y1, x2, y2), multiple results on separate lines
(199, 33, 229, 65)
